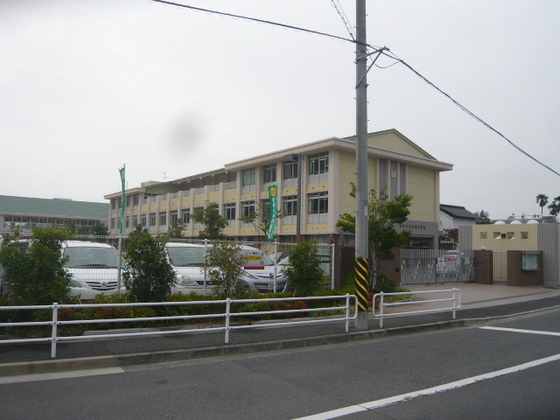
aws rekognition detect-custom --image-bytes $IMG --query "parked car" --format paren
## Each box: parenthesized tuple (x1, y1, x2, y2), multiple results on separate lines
(241, 246, 288, 293)
(62, 241, 127, 299)
(165, 242, 286, 294)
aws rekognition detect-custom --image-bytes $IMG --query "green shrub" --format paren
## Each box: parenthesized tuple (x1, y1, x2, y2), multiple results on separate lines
(373, 272, 397, 294)
(204, 241, 245, 298)
(282, 241, 324, 296)
(123, 227, 177, 302)
(0, 227, 73, 305)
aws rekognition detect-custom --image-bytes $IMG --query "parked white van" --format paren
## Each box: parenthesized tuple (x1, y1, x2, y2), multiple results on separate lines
(62, 241, 126, 300)
(165, 243, 286, 294)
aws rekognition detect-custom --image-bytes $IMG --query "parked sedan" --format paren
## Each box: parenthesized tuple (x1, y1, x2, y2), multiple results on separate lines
(165, 243, 285, 295)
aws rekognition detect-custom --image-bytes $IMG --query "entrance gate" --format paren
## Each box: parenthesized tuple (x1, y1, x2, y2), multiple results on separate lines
(400, 249, 475, 286)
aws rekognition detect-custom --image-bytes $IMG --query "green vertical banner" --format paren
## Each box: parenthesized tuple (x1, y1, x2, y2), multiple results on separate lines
(119, 165, 126, 235)
(267, 185, 278, 241)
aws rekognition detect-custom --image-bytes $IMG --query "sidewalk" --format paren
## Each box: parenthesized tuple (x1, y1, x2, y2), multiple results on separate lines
(2, 282, 560, 377)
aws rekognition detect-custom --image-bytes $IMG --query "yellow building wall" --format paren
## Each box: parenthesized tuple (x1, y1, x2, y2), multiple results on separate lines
(472, 224, 539, 252)
(337, 151, 360, 218)
(208, 191, 220, 203)
(223, 188, 237, 202)
(368, 131, 429, 159)
(407, 166, 437, 222)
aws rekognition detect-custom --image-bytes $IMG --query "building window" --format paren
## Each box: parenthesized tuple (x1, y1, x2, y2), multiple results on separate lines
(282, 195, 298, 216)
(521, 231, 529, 239)
(308, 152, 328, 176)
(170, 210, 178, 224)
(181, 209, 190, 224)
(132, 216, 138, 228)
(133, 194, 140, 206)
(149, 213, 156, 226)
(141, 215, 147, 227)
(242, 168, 256, 187)
(262, 164, 277, 184)
(242, 201, 256, 218)
(480, 232, 488, 240)
(224, 203, 236, 221)
(283, 160, 298, 180)
(159, 213, 167, 226)
(308, 192, 328, 214)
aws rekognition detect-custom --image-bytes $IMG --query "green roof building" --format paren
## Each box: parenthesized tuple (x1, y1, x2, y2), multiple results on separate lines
(0, 195, 109, 233)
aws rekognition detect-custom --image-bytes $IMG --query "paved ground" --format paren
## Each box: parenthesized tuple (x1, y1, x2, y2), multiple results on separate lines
(2, 282, 560, 376)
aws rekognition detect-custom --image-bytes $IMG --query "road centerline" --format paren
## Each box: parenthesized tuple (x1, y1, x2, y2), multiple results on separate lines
(479, 326, 560, 337)
(293, 353, 560, 420)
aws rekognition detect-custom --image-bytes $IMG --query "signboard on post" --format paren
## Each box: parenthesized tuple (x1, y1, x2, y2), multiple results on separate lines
(267, 185, 278, 241)
(119, 165, 126, 235)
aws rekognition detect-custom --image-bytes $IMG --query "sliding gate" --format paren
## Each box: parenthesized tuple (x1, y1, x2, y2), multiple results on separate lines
(400, 249, 474, 286)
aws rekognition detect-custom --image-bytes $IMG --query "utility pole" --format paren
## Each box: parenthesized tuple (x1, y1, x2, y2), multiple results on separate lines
(354, 0, 370, 330)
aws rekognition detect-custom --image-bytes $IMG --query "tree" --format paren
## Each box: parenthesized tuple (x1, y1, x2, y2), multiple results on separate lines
(337, 185, 412, 286)
(0, 227, 73, 305)
(282, 241, 324, 296)
(548, 196, 560, 218)
(474, 210, 492, 224)
(167, 219, 186, 239)
(122, 226, 177, 302)
(237, 201, 283, 241)
(536, 194, 549, 215)
(439, 228, 459, 250)
(192, 203, 227, 239)
(204, 241, 245, 298)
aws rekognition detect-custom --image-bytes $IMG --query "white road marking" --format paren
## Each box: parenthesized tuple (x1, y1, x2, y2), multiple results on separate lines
(0, 367, 125, 385)
(294, 345, 560, 419)
(479, 326, 560, 337)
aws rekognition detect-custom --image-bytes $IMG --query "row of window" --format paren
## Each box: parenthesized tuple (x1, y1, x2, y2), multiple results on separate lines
(112, 152, 331, 211)
(3, 215, 103, 230)
(221, 193, 328, 221)
(480, 232, 530, 240)
(242, 152, 329, 187)
(111, 192, 329, 229)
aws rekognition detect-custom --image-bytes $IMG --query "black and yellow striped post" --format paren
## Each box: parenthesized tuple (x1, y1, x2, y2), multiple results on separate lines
(354, 257, 369, 328)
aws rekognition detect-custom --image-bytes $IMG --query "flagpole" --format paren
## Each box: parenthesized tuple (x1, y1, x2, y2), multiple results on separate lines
(117, 164, 126, 292)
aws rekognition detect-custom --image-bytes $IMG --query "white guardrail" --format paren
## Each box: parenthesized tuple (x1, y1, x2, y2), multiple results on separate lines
(373, 288, 461, 328)
(0, 295, 357, 359)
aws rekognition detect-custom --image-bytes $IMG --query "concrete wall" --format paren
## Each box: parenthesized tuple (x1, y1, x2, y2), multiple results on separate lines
(472, 224, 539, 252)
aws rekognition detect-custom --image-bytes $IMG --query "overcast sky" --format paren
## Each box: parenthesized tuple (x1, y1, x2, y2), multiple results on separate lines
(2, 0, 559, 220)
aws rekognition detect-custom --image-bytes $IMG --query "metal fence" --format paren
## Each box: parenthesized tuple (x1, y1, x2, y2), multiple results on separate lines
(373, 288, 461, 328)
(0, 295, 356, 358)
(400, 249, 475, 286)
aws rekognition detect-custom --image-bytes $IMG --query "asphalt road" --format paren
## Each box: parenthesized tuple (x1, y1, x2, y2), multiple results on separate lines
(2, 307, 560, 419)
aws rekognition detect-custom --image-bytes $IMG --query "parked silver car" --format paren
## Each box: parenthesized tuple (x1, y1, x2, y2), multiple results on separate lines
(165, 243, 286, 294)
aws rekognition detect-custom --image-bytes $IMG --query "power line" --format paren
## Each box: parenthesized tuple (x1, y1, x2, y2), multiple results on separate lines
(382, 50, 560, 177)
(152, 0, 359, 45)
(330, 0, 355, 40)
(152, 0, 560, 179)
